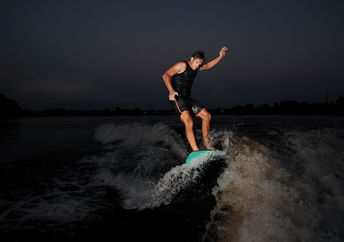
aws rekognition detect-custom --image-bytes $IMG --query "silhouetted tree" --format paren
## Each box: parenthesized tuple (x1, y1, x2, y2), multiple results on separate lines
(0, 94, 22, 118)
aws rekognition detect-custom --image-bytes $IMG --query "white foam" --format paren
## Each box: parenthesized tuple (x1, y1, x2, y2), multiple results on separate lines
(85, 122, 229, 210)
(86, 122, 204, 209)
(121, 157, 211, 209)
(87, 149, 224, 210)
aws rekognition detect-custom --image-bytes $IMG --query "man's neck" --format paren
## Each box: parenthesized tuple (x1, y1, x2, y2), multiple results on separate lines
(187, 61, 197, 70)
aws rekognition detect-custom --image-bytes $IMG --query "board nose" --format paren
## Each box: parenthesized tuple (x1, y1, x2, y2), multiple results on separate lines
(186, 150, 215, 163)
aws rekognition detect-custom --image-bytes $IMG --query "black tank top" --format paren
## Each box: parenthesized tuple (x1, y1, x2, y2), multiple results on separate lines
(171, 61, 199, 98)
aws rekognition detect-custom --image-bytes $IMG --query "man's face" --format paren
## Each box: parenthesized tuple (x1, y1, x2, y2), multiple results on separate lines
(190, 57, 204, 69)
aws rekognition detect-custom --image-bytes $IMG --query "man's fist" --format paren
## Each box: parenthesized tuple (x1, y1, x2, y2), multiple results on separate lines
(219, 47, 229, 57)
(169, 92, 178, 101)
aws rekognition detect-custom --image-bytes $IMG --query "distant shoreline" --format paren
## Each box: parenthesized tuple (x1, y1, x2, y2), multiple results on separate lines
(1, 93, 344, 118)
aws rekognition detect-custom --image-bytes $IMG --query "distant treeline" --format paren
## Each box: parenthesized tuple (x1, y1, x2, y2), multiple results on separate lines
(1, 93, 343, 118)
(211, 99, 344, 115)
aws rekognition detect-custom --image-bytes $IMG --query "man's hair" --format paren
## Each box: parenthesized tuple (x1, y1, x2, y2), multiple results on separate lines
(192, 50, 206, 60)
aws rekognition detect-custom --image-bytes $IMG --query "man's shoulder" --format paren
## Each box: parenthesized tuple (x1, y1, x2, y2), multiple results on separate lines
(174, 61, 187, 74)
(175, 60, 187, 66)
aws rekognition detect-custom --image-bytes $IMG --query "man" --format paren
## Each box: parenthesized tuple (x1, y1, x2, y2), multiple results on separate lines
(162, 47, 228, 151)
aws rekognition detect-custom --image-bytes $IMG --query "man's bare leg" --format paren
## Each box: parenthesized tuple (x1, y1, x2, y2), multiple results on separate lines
(196, 109, 214, 150)
(180, 111, 199, 151)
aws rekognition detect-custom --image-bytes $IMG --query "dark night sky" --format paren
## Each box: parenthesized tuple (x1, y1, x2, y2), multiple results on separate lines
(1, 0, 344, 110)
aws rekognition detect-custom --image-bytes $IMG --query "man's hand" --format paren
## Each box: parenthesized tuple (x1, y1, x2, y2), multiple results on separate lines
(219, 47, 229, 57)
(169, 91, 178, 101)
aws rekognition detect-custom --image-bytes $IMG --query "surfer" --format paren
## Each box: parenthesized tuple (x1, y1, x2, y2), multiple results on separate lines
(162, 47, 229, 151)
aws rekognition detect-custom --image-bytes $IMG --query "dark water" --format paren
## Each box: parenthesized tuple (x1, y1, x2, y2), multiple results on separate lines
(0, 115, 344, 242)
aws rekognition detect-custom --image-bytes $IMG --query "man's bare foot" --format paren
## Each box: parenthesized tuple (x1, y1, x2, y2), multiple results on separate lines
(205, 143, 215, 150)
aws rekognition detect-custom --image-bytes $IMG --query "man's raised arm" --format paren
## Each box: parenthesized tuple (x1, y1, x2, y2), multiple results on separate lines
(199, 47, 229, 71)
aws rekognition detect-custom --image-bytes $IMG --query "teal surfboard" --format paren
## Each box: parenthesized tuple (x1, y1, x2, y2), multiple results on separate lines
(186, 150, 215, 163)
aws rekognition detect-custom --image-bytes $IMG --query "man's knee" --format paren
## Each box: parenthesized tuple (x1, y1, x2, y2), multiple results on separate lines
(202, 110, 211, 122)
(185, 118, 193, 128)
(181, 114, 193, 128)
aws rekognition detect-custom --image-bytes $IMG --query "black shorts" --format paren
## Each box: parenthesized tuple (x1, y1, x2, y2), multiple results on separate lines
(171, 96, 205, 117)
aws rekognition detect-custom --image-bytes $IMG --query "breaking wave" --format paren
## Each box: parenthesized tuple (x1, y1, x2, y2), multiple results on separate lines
(204, 128, 344, 242)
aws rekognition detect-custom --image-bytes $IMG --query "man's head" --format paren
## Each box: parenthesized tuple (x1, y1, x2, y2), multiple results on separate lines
(189, 50, 205, 69)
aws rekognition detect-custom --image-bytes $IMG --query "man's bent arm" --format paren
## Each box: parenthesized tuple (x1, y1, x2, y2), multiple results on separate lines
(162, 62, 186, 100)
(162, 72, 175, 94)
